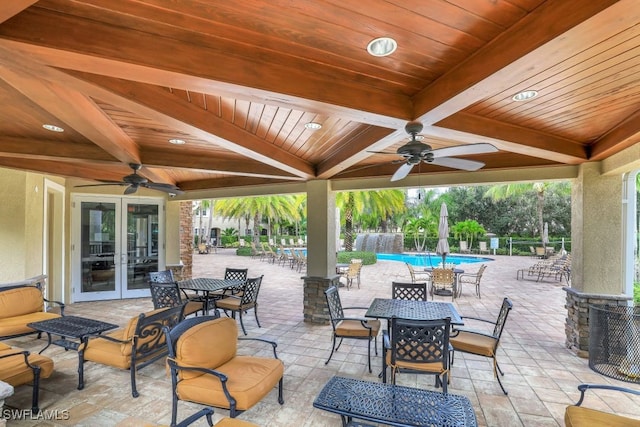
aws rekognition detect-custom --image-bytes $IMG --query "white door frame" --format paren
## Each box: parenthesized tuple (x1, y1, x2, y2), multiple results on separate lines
(71, 194, 165, 302)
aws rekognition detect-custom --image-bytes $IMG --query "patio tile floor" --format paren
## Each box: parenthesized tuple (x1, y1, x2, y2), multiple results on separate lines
(4, 249, 640, 426)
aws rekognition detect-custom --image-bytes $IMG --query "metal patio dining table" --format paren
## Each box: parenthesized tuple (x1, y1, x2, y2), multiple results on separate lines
(178, 277, 246, 313)
(365, 298, 463, 325)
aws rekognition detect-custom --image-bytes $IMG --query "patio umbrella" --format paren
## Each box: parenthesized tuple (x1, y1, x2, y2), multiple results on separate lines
(543, 222, 549, 247)
(435, 202, 450, 267)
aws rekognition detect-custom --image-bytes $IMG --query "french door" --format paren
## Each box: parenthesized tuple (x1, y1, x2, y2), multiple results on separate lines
(72, 195, 165, 302)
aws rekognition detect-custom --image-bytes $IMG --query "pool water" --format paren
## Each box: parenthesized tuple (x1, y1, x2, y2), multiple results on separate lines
(376, 253, 493, 267)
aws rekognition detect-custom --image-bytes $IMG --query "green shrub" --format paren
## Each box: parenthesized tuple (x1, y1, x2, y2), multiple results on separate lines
(337, 251, 377, 265)
(634, 282, 640, 305)
(236, 247, 253, 256)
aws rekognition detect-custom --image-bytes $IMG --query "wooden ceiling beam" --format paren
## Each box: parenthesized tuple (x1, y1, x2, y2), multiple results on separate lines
(179, 176, 294, 192)
(0, 157, 128, 182)
(68, 72, 317, 179)
(590, 108, 640, 160)
(0, 136, 117, 163)
(0, 8, 412, 128)
(413, 0, 625, 125)
(434, 113, 587, 164)
(142, 149, 301, 181)
(0, 1, 37, 24)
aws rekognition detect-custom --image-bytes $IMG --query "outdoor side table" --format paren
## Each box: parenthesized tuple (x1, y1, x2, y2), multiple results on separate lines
(313, 376, 477, 427)
(28, 315, 119, 389)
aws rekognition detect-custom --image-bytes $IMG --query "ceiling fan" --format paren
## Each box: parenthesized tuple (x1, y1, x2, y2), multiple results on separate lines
(372, 121, 498, 182)
(75, 163, 184, 195)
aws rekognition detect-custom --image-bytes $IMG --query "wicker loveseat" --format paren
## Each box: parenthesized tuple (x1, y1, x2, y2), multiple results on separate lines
(0, 276, 65, 340)
(565, 384, 640, 426)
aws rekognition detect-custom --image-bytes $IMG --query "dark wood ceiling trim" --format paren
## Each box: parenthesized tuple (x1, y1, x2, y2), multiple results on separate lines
(65, 71, 318, 179)
(590, 108, 640, 160)
(0, 157, 128, 182)
(0, 1, 37, 24)
(0, 136, 116, 162)
(0, 9, 413, 127)
(142, 149, 301, 181)
(435, 112, 587, 164)
(316, 127, 400, 179)
(178, 176, 294, 191)
(412, 0, 625, 124)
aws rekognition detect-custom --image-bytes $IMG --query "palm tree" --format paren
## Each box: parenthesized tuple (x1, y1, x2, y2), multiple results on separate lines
(215, 195, 301, 245)
(484, 182, 558, 243)
(336, 190, 406, 251)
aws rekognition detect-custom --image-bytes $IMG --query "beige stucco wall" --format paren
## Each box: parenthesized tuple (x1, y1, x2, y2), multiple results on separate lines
(165, 200, 182, 265)
(0, 169, 46, 281)
(571, 162, 624, 295)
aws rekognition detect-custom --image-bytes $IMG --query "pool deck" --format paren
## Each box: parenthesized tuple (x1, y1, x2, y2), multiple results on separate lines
(4, 249, 640, 426)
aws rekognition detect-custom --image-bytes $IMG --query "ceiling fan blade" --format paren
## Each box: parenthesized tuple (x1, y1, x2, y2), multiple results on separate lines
(430, 156, 485, 171)
(391, 162, 414, 182)
(75, 182, 128, 188)
(123, 184, 139, 195)
(144, 182, 185, 195)
(431, 143, 497, 158)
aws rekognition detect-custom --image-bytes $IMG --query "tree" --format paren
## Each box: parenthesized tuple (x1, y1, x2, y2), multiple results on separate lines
(336, 190, 406, 251)
(403, 212, 437, 252)
(215, 195, 301, 245)
(450, 219, 486, 250)
(484, 182, 570, 242)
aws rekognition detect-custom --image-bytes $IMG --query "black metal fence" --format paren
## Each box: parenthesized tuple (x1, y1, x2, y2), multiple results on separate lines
(589, 304, 640, 384)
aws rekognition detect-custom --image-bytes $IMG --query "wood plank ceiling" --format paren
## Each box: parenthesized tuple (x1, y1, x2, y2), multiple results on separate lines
(0, 0, 638, 196)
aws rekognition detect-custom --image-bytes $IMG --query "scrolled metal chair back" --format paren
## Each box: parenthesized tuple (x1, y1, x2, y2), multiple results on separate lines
(240, 275, 263, 305)
(149, 270, 175, 283)
(390, 317, 451, 366)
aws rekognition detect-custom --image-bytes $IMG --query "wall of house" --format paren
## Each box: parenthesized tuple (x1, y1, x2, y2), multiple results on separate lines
(0, 168, 45, 281)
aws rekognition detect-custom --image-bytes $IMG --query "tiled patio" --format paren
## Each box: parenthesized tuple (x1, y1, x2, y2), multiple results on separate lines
(5, 249, 640, 426)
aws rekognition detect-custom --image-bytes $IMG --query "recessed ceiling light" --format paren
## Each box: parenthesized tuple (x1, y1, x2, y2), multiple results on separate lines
(367, 37, 397, 57)
(42, 124, 64, 132)
(305, 122, 322, 130)
(512, 90, 538, 102)
(169, 138, 186, 145)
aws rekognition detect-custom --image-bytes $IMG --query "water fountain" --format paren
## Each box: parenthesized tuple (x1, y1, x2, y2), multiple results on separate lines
(354, 233, 404, 254)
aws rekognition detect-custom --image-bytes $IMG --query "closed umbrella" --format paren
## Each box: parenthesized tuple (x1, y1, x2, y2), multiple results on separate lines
(436, 202, 450, 267)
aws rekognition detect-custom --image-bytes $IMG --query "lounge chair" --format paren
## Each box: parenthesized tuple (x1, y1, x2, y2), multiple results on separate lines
(478, 241, 490, 254)
(459, 241, 471, 254)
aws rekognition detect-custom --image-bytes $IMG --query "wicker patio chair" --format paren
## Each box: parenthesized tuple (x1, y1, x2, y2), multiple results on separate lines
(405, 262, 431, 284)
(429, 268, 456, 301)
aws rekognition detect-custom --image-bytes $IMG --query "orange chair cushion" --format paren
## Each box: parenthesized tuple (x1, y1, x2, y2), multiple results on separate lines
(216, 297, 252, 311)
(176, 355, 284, 411)
(0, 312, 60, 338)
(0, 286, 44, 318)
(0, 345, 54, 387)
(384, 351, 446, 374)
(565, 405, 640, 427)
(215, 417, 259, 426)
(174, 317, 284, 411)
(175, 317, 238, 379)
(450, 331, 497, 357)
(335, 319, 380, 338)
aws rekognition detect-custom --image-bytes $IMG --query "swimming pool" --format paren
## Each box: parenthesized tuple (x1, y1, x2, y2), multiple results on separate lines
(376, 252, 493, 267)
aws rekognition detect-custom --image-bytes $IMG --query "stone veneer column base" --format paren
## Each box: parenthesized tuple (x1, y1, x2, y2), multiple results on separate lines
(564, 287, 631, 358)
(0, 380, 14, 427)
(303, 275, 342, 324)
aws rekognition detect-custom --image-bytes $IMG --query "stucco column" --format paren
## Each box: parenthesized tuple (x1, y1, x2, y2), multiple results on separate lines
(565, 162, 631, 356)
(303, 180, 340, 323)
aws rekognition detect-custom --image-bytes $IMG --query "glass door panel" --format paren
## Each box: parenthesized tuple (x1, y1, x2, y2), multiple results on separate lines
(123, 201, 161, 298)
(76, 199, 121, 301)
(73, 195, 164, 302)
